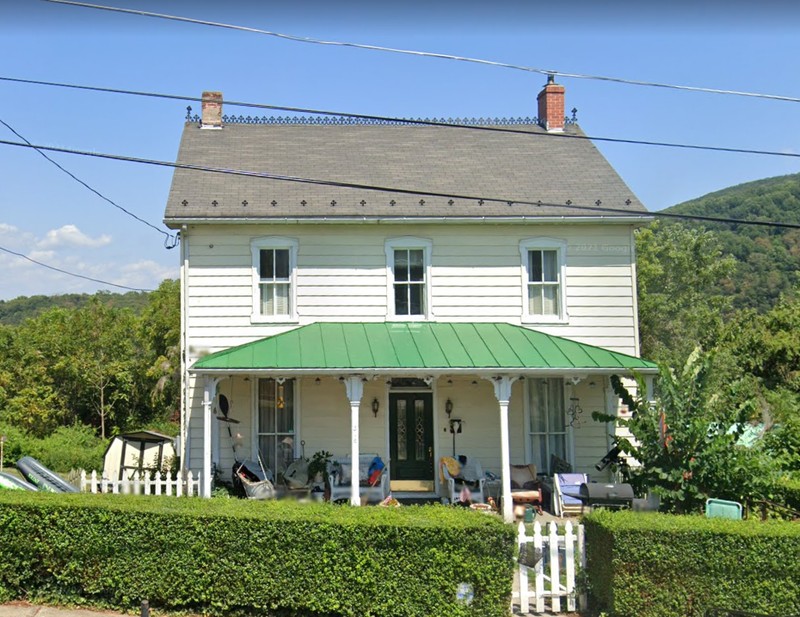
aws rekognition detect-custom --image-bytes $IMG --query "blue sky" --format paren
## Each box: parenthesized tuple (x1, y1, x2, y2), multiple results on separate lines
(1, 0, 799, 300)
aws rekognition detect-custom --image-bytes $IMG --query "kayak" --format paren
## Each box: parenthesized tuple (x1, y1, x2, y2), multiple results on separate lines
(16, 456, 78, 493)
(0, 471, 37, 491)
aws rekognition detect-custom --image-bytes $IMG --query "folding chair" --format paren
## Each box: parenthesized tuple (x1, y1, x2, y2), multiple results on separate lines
(554, 472, 589, 516)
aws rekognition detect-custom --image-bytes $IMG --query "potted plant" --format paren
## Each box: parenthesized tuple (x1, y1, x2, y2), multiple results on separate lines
(307, 450, 333, 491)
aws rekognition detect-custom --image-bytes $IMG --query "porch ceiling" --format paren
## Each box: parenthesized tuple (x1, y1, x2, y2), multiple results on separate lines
(191, 322, 657, 375)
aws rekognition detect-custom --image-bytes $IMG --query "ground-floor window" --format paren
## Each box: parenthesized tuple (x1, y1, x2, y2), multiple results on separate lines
(257, 378, 295, 476)
(528, 378, 567, 473)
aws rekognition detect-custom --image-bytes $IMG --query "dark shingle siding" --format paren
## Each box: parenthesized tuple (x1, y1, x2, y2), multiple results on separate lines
(164, 121, 646, 223)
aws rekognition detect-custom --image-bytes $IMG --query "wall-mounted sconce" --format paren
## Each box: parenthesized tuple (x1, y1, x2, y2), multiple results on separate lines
(445, 398, 454, 418)
(372, 398, 380, 418)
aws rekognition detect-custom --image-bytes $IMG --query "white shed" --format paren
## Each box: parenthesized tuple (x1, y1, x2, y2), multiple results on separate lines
(103, 431, 176, 481)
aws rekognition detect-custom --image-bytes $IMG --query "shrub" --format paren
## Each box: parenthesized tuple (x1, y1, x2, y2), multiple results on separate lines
(583, 509, 800, 617)
(0, 492, 515, 617)
(0, 423, 106, 473)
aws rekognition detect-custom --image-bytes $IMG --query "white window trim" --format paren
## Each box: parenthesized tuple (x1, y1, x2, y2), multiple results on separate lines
(250, 236, 299, 323)
(523, 377, 574, 471)
(519, 237, 568, 324)
(385, 236, 433, 321)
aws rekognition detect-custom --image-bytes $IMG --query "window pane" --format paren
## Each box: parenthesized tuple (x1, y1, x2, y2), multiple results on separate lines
(276, 381, 294, 433)
(529, 251, 543, 282)
(258, 435, 276, 477)
(542, 286, 558, 315)
(396, 400, 407, 461)
(394, 250, 409, 282)
(274, 249, 290, 279)
(395, 284, 409, 315)
(274, 283, 290, 315)
(258, 379, 276, 432)
(409, 284, 423, 315)
(529, 379, 547, 432)
(415, 399, 425, 461)
(409, 250, 424, 282)
(549, 434, 566, 462)
(543, 250, 558, 282)
(529, 285, 542, 315)
(260, 283, 273, 314)
(260, 249, 274, 279)
(548, 380, 566, 432)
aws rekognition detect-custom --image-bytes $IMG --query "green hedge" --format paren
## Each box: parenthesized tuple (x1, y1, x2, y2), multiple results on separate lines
(0, 492, 515, 617)
(583, 510, 800, 617)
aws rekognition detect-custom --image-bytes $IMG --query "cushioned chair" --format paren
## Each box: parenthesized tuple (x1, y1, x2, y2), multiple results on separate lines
(509, 464, 542, 512)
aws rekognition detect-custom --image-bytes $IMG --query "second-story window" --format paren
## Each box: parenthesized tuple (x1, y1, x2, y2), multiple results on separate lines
(394, 248, 425, 315)
(527, 249, 560, 316)
(259, 248, 290, 315)
(520, 237, 567, 322)
(251, 236, 298, 322)
(385, 237, 432, 320)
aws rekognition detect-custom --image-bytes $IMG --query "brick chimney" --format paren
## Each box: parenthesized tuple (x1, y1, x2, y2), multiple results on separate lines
(537, 75, 565, 132)
(201, 91, 223, 129)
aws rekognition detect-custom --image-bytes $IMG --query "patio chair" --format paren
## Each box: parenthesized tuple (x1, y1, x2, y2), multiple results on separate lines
(440, 456, 485, 504)
(554, 472, 589, 516)
(509, 464, 542, 513)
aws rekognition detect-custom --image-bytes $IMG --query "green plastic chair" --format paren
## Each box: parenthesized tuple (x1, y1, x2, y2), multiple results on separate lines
(705, 498, 742, 520)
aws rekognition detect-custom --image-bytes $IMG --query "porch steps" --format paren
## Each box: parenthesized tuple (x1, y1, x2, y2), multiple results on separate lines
(393, 491, 441, 505)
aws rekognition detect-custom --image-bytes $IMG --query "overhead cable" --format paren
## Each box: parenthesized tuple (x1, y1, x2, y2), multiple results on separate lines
(0, 244, 155, 292)
(1, 137, 798, 231)
(46, 0, 800, 104)
(2, 76, 799, 160)
(0, 117, 178, 249)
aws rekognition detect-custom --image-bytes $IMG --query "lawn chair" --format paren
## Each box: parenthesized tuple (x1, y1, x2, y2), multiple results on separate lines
(554, 472, 589, 516)
(440, 456, 485, 504)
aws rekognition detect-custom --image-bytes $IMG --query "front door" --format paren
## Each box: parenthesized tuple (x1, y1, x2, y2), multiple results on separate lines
(389, 392, 434, 490)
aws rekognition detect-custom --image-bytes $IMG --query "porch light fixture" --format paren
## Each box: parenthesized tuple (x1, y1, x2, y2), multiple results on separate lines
(445, 398, 454, 418)
(372, 398, 380, 418)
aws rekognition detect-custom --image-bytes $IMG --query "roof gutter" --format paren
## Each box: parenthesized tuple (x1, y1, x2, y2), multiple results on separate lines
(189, 366, 659, 377)
(165, 214, 654, 228)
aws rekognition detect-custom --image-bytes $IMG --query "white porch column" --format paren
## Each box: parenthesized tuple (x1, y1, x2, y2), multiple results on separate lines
(343, 376, 365, 506)
(491, 376, 515, 523)
(202, 377, 222, 498)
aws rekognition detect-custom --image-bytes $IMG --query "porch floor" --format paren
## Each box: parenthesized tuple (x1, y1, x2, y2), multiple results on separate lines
(393, 491, 441, 505)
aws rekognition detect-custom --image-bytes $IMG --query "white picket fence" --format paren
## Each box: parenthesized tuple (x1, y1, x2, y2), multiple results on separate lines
(79, 469, 202, 497)
(514, 520, 585, 614)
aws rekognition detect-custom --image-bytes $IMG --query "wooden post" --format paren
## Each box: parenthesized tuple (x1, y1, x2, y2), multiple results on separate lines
(549, 522, 560, 613)
(533, 521, 545, 614)
(565, 521, 576, 611)
(343, 376, 365, 507)
(517, 522, 529, 614)
(489, 376, 515, 522)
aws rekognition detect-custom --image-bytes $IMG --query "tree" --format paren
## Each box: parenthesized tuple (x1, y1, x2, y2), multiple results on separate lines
(138, 279, 181, 421)
(595, 349, 775, 513)
(636, 221, 736, 365)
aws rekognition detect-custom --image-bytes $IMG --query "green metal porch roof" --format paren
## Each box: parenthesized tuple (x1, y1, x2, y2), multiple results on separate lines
(191, 322, 657, 374)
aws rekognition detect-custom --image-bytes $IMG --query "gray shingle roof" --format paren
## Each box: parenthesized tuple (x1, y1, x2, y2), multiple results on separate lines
(163, 119, 647, 224)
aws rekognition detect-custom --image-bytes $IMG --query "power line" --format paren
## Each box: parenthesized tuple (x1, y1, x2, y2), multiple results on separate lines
(0, 117, 178, 249)
(2, 75, 800, 161)
(1, 137, 798, 231)
(46, 0, 800, 105)
(0, 244, 154, 292)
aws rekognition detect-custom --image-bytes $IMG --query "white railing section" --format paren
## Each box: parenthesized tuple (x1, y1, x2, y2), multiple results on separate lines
(514, 520, 586, 614)
(79, 470, 202, 497)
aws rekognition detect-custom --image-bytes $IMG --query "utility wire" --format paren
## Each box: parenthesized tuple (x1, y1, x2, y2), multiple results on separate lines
(46, 0, 800, 105)
(0, 244, 154, 292)
(1, 137, 798, 231)
(0, 117, 178, 249)
(2, 75, 800, 160)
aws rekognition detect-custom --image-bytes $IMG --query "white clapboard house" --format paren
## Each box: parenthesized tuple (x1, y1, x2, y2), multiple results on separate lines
(164, 79, 657, 520)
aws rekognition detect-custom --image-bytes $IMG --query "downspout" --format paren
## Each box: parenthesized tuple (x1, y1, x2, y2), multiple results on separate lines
(180, 226, 189, 483)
